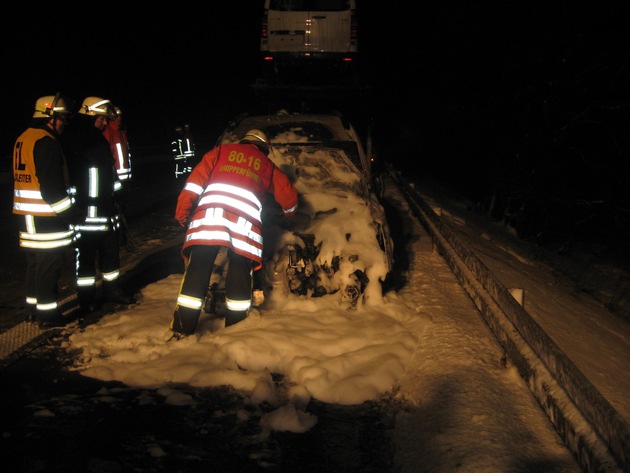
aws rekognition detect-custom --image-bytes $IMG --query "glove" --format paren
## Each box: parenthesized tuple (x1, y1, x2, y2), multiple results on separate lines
(176, 214, 190, 228)
(175, 199, 194, 228)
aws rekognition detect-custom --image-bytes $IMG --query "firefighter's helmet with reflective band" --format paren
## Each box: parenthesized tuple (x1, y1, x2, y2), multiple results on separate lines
(108, 105, 122, 120)
(33, 95, 71, 118)
(79, 97, 113, 116)
(242, 129, 268, 146)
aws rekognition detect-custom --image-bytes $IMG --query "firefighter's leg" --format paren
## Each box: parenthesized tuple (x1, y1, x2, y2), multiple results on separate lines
(101, 230, 133, 304)
(34, 250, 66, 326)
(224, 251, 253, 327)
(24, 251, 37, 321)
(76, 234, 98, 312)
(172, 246, 219, 335)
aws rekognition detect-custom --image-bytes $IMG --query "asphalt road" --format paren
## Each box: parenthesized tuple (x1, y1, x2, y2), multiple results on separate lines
(0, 151, 401, 473)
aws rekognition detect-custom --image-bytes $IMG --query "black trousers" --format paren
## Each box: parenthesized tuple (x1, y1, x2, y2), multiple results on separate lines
(173, 246, 252, 334)
(76, 230, 121, 304)
(24, 247, 73, 324)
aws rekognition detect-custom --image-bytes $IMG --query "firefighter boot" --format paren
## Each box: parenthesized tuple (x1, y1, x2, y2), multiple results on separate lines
(77, 287, 98, 314)
(224, 310, 248, 327)
(171, 306, 199, 336)
(37, 311, 67, 328)
(103, 283, 135, 306)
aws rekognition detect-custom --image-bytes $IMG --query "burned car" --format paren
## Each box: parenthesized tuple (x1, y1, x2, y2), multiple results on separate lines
(210, 110, 393, 309)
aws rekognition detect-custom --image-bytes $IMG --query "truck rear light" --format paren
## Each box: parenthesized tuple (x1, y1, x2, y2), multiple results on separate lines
(261, 11, 268, 39)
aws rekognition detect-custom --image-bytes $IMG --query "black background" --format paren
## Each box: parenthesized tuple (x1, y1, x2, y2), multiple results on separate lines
(3, 1, 629, 255)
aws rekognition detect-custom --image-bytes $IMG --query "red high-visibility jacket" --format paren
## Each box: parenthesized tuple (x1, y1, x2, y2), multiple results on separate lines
(102, 117, 132, 182)
(175, 143, 298, 269)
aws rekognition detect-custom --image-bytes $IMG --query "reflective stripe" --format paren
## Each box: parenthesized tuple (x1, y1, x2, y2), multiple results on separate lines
(89, 167, 99, 197)
(117, 169, 132, 180)
(77, 213, 120, 232)
(15, 189, 45, 199)
(185, 231, 262, 259)
(226, 297, 251, 312)
(37, 301, 58, 311)
(77, 276, 96, 287)
(185, 183, 265, 262)
(184, 182, 204, 195)
(198, 194, 262, 223)
(283, 203, 298, 214)
(85, 217, 109, 223)
(102, 270, 120, 282)
(231, 237, 262, 258)
(188, 209, 262, 244)
(205, 183, 262, 212)
(19, 226, 77, 249)
(19, 228, 75, 241)
(20, 238, 75, 249)
(177, 294, 203, 310)
(198, 182, 263, 223)
(50, 195, 73, 213)
(77, 225, 110, 231)
(13, 188, 73, 216)
(115, 143, 124, 170)
(25, 214, 35, 233)
(184, 138, 194, 157)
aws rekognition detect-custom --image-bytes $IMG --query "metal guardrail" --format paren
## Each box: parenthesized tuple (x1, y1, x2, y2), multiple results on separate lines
(386, 163, 629, 473)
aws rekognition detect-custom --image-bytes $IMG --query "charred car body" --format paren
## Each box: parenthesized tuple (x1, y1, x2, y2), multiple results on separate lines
(211, 110, 393, 310)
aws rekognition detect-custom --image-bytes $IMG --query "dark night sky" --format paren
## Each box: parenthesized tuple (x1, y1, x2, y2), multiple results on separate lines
(3, 2, 627, 150)
(3, 2, 629, 246)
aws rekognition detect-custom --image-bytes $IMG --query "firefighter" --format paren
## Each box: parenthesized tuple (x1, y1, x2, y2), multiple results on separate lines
(172, 124, 195, 179)
(103, 105, 132, 186)
(12, 94, 82, 327)
(171, 129, 298, 336)
(182, 123, 196, 167)
(62, 96, 134, 313)
(102, 104, 133, 249)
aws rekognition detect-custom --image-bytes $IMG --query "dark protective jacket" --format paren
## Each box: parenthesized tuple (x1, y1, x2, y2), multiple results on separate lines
(63, 115, 123, 233)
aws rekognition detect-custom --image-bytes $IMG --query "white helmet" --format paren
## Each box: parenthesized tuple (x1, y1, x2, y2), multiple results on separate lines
(242, 129, 269, 146)
(79, 96, 113, 116)
(33, 94, 71, 118)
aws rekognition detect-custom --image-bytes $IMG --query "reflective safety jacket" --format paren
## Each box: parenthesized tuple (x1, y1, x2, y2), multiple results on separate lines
(13, 124, 78, 250)
(175, 143, 298, 269)
(171, 131, 195, 161)
(64, 118, 124, 233)
(102, 118, 132, 182)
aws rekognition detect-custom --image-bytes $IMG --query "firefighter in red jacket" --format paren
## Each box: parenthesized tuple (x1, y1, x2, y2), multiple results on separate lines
(102, 104, 133, 248)
(171, 129, 298, 335)
(102, 105, 132, 184)
(12, 94, 82, 327)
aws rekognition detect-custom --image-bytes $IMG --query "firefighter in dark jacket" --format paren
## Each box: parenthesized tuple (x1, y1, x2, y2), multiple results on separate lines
(171, 125, 194, 179)
(12, 94, 82, 327)
(62, 96, 134, 312)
